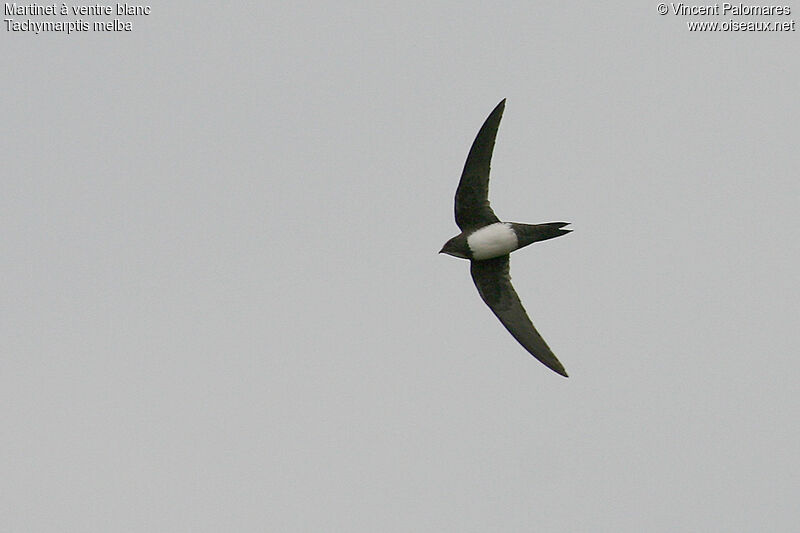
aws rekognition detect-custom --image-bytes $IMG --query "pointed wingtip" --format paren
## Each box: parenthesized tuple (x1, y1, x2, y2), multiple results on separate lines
(488, 98, 506, 125)
(487, 99, 505, 116)
(534, 351, 569, 378)
(547, 361, 569, 378)
(541, 352, 568, 377)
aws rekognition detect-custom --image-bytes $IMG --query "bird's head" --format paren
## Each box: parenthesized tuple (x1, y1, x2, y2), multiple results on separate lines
(439, 234, 470, 259)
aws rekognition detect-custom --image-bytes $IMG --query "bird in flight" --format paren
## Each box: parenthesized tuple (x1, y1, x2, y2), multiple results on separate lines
(439, 99, 571, 377)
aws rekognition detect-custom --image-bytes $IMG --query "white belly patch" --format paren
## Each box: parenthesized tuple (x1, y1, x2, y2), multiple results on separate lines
(467, 223, 518, 260)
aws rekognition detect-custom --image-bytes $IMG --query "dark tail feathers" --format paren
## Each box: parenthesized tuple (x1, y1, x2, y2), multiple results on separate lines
(513, 222, 571, 248)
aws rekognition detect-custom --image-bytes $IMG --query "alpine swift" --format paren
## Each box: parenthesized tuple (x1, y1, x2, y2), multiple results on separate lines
(439, 99, 571, 377)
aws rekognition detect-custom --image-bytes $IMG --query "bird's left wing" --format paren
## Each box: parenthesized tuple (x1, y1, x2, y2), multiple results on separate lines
(470, 255, 568, 377)
(454, 99, 504, 231)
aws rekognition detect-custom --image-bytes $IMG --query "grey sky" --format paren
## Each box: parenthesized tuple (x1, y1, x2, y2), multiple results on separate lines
(3, 2, 799, 531)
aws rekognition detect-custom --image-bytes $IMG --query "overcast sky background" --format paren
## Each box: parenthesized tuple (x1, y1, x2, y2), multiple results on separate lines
(3, 2, 799, 531)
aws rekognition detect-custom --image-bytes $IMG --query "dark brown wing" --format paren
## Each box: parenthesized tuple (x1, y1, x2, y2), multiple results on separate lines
(454, 100, 505, 231)
(470, 255, 568, 377)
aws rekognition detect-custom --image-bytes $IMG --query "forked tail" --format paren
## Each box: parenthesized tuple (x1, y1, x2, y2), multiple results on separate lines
(512, 222, 571, 248)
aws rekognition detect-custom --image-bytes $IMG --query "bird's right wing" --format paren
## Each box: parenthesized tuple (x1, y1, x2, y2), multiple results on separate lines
(470, 255, 568, 377)
(454, 99, 504, 231)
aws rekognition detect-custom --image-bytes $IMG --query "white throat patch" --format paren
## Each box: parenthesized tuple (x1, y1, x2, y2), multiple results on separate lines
(467, 223, 518, 260)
